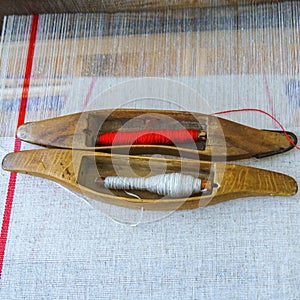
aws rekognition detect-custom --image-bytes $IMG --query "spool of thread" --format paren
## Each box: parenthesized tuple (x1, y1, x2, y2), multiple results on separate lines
(96, 173, 211, 197)
(97, 129, 202, 146)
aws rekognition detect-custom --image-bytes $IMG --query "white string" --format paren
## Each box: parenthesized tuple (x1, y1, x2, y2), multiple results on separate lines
(124, 191, 144, 227)
(104, 173, 202, 197)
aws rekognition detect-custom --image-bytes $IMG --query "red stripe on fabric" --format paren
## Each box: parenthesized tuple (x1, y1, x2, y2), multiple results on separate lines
(0, 15, 39, 278)
(263, 74, 277, 127)
(82, 77, 97, 110)
(17, 15, 39, 129)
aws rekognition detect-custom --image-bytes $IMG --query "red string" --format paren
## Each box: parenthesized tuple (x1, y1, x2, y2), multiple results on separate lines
(98, 129, 199, 146)
(0, 15, 39, 279)
(212, 108, 300, 150)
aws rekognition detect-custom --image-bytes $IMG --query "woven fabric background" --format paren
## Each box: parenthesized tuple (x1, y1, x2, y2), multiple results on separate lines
(0, 4, 300, 299)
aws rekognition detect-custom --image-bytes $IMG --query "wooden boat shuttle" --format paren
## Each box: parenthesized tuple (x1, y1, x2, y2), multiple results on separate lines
(2, 149, 297, 210)
(16, 109, 297, 161)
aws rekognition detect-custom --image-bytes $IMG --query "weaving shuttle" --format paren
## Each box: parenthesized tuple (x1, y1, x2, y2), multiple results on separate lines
(16, 108, 297, 161)
(2, 149, 298, 210)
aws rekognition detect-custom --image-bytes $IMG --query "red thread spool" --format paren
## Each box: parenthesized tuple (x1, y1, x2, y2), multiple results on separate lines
(98, 129, 199, 146)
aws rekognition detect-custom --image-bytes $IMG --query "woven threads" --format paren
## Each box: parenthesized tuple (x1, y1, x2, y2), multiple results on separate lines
(104, 173, 202, 197)
(98, 129, 199, 145)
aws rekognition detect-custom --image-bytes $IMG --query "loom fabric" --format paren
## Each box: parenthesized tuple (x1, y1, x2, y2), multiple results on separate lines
(0, 6, 300, 299)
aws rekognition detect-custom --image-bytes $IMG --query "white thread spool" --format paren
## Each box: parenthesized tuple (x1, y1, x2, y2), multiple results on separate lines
(103, 173, 202, 197)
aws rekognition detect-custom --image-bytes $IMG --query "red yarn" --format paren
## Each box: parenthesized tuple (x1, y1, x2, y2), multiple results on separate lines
(212, 108, 300, 150)
(98, 129, 199, 146)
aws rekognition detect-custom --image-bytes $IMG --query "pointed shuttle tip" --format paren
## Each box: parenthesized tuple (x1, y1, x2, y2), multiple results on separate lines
(17, 122, 33, 141)
(1, 152, 16, 172)
(278, 174, 298, 197)
(291, 177, 298, 196)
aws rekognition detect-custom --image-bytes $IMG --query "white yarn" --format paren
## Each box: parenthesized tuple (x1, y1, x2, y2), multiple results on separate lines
(104, 173, 202, 197)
